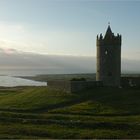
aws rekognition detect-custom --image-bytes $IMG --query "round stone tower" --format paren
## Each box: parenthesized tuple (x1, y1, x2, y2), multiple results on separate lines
(96, 25, 121, 87)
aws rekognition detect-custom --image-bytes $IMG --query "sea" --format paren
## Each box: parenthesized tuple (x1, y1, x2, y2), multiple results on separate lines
(0, 69, 48, 87)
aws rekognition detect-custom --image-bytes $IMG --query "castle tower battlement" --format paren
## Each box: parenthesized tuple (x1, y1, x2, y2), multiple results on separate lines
(96, 25, 121, 46)
(96, 25, 121, 87)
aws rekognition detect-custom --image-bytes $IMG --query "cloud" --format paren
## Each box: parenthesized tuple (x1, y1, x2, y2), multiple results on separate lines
(0, 40, 22, 54)
(0, 22, 49, 54)
(0, 22, 95, 56)
(0, 49, 138, 76)
(0, 47, 17, 54)
(0, 50, 95, 75)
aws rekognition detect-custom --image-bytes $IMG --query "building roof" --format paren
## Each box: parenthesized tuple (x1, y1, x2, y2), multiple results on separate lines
(104, 25, 113, 38)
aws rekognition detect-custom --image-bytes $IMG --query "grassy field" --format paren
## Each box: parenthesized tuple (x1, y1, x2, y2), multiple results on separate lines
(0, 86, 139, 138)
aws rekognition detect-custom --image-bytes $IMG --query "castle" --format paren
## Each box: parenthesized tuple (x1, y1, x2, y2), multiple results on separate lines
(96, 25, 121, 86)
(48, 25, 123, 92)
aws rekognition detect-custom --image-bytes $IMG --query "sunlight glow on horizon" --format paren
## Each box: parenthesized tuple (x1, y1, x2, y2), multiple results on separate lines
(0, 0, 139, 60)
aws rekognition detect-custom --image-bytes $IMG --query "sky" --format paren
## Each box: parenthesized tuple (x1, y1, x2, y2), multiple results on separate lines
(0, 0, 140, 60)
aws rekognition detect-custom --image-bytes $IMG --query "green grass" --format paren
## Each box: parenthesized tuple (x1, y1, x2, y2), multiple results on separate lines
(0, 87, 77, 111)
(0, 86, 139, 138)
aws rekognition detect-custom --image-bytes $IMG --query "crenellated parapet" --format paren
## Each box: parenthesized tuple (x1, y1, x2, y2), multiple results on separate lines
(96, 26, 121, 46)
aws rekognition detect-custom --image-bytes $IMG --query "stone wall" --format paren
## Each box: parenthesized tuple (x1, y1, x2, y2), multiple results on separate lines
(47, 80, 103, 93)
(121, 77, 140, 87)
(47, 80, 71, 92)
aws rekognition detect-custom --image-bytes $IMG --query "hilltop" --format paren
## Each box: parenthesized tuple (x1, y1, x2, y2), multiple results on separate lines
(0, 86, 139, 138)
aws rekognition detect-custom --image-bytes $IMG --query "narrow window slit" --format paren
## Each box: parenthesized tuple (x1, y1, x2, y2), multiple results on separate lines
(105, 50, 108, 55)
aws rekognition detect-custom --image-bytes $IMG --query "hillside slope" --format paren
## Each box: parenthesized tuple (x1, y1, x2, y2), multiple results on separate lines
(0, 87, 139, 138)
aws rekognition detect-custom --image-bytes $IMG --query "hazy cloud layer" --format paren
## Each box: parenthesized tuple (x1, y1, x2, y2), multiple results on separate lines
(0, 50, 95, 75)
(0, 50, 139, 75)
